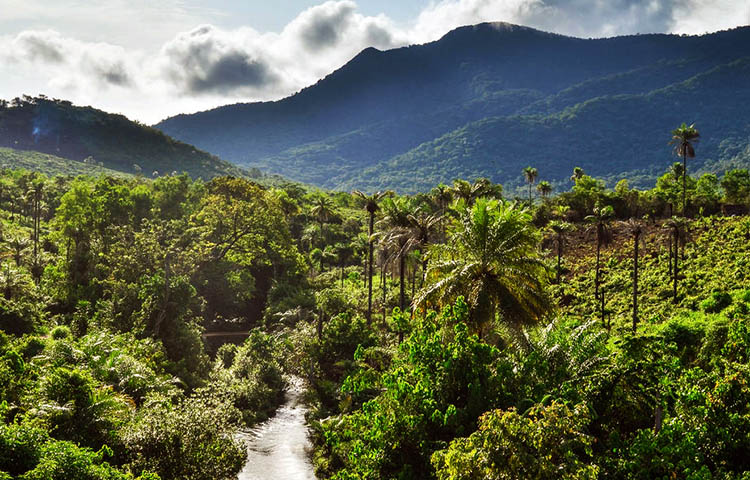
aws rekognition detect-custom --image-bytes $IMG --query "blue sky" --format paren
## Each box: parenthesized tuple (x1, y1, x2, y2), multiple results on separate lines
(1, 0, 747, 122)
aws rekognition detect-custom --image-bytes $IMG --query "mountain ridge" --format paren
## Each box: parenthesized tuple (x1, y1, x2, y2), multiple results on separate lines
(156, 23, 750, 192)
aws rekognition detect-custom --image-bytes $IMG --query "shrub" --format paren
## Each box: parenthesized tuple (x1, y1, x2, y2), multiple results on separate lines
(432, 403, 598, 480)
(50, 326, 72, 340)
(122, 394, 245, 480)
(700, 291, 732, 313)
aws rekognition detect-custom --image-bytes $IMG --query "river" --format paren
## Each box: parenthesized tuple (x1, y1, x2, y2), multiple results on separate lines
(236, 377, 316, 480)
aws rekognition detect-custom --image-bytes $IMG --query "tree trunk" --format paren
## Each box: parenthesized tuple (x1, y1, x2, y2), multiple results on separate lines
(410, 265, 416, 300)
(556, 235, 562, 284)
(317, 311, 324, 340)
(667, 237, 672, 279)
(382, 263, 387, 326)
(595, 238, 601, 300)
(673, 228, 679, 303)
(682, 152, 687, 215)
(367, 213, 374, 324)
(633, 231, 639, 333)
(399, 253, 406, 312)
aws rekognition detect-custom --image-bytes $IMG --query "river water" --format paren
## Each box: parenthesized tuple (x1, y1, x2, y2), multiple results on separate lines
(236, 377, 316, 480)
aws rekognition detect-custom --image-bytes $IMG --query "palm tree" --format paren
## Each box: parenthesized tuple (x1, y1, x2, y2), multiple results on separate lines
(522, 167, 538, 203)
(430, 184, 453, 241)
(28, 180, 44, 276)
(471, 178, 503, 201)
(537, 181, 552, 199)
(309, 195, 337, 249)
(378, 197, 416, 312)
(547, 220, 573, 284)
(450, 179, 501, 207)
(664, 217, 688, 303)
(584, 205, 614, 300)
(621, 219, 643, 332)
(670, 123, 700, 215)
(415, 199, 551, 345)
(353, 190, 392, 324)
(407, 209, 441, 287)
(570, 167, 585, 184)
(7, 235, 30, 267)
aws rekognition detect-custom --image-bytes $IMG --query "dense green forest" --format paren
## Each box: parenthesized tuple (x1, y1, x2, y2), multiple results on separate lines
(2, 134, 750, 478)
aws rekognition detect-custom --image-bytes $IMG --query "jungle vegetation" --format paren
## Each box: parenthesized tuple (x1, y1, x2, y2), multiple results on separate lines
(1, 132, 750, 478)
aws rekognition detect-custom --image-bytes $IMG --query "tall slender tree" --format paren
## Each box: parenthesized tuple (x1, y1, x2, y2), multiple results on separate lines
(353, 190, 392, 324)
(537, 181, 552, 199)
(584, 205, 614, 300)
(670, 123, 700, 215)
(523, 167, 538, 204)
(664, 217, 688, 303)
(547, 220, 573, 284)
(378, 197, 416, 313)
(430, 184, 453, 240)
(310, 194, 337, 247)
(622, 219, 643, 332)
(407, 209, 441, 287)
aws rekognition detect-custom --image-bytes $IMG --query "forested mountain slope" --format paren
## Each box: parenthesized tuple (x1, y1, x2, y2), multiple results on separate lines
(156, 23, 750, 192)
(0, 96, 250, 179)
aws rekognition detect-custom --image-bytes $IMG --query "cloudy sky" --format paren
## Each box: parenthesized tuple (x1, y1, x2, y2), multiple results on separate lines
(1, 0, 748, 124)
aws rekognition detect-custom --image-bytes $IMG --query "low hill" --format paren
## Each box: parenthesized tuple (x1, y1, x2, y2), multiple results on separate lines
(156, 23, 750, 192)
(0, 96, 249, 179)
(0, 147, 128, 178)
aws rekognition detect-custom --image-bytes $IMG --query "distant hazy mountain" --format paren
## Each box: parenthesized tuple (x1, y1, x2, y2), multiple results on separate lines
(0, 96, 250, 179)
(156, 23, 750, 192)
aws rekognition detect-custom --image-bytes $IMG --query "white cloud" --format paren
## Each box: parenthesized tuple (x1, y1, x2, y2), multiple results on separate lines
(0, 0, 747, 123)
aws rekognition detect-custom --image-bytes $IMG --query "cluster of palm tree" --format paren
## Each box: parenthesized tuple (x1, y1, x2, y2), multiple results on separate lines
(345, 122, 699, 342)
(523, 166, 553, 203)
(352, 178, 552, 347)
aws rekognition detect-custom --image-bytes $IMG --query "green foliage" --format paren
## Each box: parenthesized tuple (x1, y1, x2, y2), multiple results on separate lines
(121, 394, 245, 480)
(701, 291, 733, 313)
(317, 299, 510, 479)
(432, 403, 598, 480)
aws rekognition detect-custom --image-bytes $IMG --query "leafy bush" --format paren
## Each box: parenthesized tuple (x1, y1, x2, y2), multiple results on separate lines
(432, 403, 598, 480)
(121, 394, 245, 480)
(700, 291, 732, 313)
(50, 325, 72, 340)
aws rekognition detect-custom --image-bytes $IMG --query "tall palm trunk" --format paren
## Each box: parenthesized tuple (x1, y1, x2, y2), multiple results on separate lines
(682, 151, 687, 215)
(667, 237, 673, 278)
(399, 252, 406, 312)
(381, 260, 387, 326)
(673, 228, 679, 303)
(595, 230, 602, 299)
(632, 230, 640, 333)
(556, 235, 563, 284)
(367, 212, 374, 324)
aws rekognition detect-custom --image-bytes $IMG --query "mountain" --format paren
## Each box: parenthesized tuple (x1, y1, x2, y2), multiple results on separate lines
(156, 23, 750, 192)
(0, 96, 250, 179)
